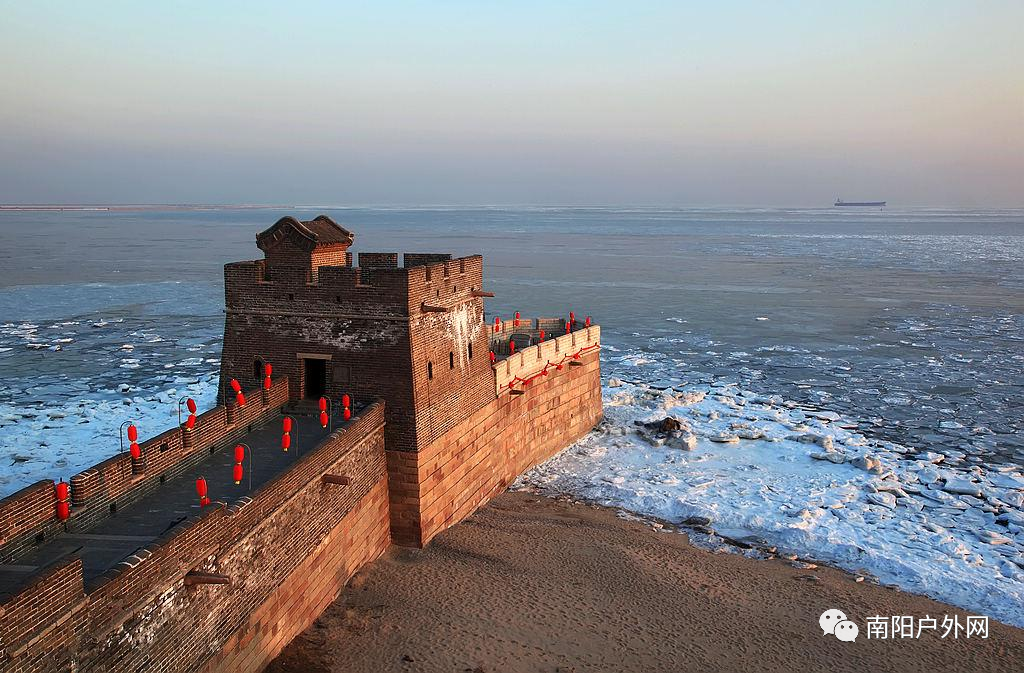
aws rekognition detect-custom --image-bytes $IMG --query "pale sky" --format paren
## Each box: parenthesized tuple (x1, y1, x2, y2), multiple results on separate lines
(1, 1, 1021, 206)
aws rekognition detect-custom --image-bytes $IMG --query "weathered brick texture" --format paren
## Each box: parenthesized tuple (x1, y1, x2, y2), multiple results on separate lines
(0, 480, 62, 564)
(387, 349, 602, 547)
(220, 225, 493, 458)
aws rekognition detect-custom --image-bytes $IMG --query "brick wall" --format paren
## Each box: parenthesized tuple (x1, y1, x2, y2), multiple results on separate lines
(202, 477, 390, 673)
(0, 403, 389, 673)
(387, 348, 602, 547)
(0, 557, 85, 669)
(0, 480, 61, 565)
(406, 256, 495, 452)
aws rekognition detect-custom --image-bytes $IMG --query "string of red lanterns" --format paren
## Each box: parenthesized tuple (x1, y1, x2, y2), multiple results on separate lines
(318, 397, 329, 428)
(263, 362, 273, 390)
(229, 379, 246, 407)
(233, 444, 245, 484)
(342, 394, 351, 422)
(282, 416, 292, 451)
(504, 343, 600, 392)
(127, 423, 141, 460)
(55, 479, 70, 521)
(185, 397, 197, 430)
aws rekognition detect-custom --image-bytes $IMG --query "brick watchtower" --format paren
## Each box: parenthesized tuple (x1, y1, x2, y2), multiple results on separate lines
(0, 213, 602, 673)
(219, 215, 494, 454)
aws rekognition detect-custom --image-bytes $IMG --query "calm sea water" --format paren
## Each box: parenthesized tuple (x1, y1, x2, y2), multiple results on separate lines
(0, 207, 1022, 495)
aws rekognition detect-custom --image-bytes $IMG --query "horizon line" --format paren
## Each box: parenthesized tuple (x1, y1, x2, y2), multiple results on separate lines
(2, 203, 1023, 212)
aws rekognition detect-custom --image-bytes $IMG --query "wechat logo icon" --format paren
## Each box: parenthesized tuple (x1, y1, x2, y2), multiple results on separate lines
(820, 609, 859, 642)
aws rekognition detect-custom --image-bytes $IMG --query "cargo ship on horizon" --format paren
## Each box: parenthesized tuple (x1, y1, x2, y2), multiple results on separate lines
(834, 198, 886, 207)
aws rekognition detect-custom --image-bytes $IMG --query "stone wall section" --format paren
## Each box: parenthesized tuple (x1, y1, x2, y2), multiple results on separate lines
(387, 349, 602, 546)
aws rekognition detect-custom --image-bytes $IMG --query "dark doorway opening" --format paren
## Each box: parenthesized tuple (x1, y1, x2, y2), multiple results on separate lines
(303, 358, 327, 399)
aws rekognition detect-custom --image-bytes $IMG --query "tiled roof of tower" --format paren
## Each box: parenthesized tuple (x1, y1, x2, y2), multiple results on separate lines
(302, 215, 354, 244)
(256, 214, 354, 251)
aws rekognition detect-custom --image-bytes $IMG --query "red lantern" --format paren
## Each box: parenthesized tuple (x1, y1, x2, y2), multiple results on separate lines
(514, 311, 520, 327)
(565, 322, 571, 334)
(494, 316, 501, 333)
(343, 407, 352, 421)
(56, 480, 70, 521)
(130, 442, 141, 460)
(263, 376, 271, 390)
(185, 414, 196, 430)
(230, 379, 241, 393)
(282, 416, 293, 433)
(281, 433, 291, 451)
(509, 340, 515, 354)
(264, 362, 272, 377)
(489, 351, 496, 364)
(231, 446, 245, 485)
(539, 329, 545, 341)
(585, 316, 591, 327)
(127, 424, 138, 442)
(570, 311, 575, 323)
(196, 476, 209, 506)
(186, 398, 197, 414)
(341, 394, 350, 408)
(573, 351, 581, 359)
(318, 397, 327, 412)
(236, 392, 246, 407)
(319, 411, 329, 428)
(556, 363, 563, 371)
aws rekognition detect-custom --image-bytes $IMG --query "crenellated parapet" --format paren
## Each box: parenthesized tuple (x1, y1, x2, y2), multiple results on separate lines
(224, 252, 485, 319)
(492, 324, 601, 396)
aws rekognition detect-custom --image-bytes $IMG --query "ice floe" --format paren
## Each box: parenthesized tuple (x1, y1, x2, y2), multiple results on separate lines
(521, 379, 1024, 627)
(0, 373, 219, 493)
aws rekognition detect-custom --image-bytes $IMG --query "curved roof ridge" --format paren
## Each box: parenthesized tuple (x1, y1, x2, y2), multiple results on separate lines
(256, 214, 354, 251)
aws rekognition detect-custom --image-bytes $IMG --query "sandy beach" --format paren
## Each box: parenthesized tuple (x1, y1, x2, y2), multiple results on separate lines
(267, 492, 1024, 673)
